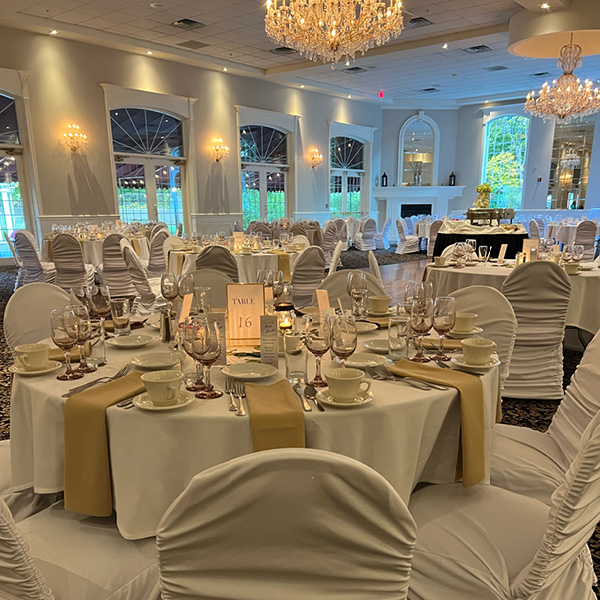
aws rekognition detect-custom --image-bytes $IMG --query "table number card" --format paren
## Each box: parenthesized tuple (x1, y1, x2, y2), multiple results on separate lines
(497, 244, 508, 264)
(177, 293, 194, 325)
(260, 315, 278, 367)
(226, 283, 265, 346)
(208, 312, 227, 366)
(316, 289, 331, 312)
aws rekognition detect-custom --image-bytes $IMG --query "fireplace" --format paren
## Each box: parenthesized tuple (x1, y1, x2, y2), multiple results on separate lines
(401, 204, 432, 218)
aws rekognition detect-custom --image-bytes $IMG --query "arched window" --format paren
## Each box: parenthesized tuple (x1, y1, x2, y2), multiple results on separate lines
(329, 136, 364, 218)
(398, 115, 438, 186)
(110, 108, 185, 232)
(240, 125, 288, 228)
(482, 115, 530, 210)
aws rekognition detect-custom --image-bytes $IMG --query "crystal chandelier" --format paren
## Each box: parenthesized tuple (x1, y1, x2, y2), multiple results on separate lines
(265, 0, 404, 65)
(525, 35, 600, 123)
(560, 148, 581, 170)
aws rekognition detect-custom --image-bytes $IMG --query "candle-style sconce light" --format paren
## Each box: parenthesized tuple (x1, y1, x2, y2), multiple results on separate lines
(308, 147, 323, 169)
(63, 123, 88, 152)
(211, 137, 230, 162)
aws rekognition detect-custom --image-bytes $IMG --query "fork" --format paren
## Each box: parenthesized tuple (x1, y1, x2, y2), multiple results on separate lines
(434, 359, 483, 377)
(378, 365, 449, 391)
(365, 366, 431, 390)
(225, 376, 237, 412)
(62, 363, 133, 398)
(234, 380, 247, 417)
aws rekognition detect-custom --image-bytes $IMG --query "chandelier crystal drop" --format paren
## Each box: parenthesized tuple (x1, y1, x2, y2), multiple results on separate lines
(560, 148, 581, 170)
(525, 35, 600, 123)
(265, 0, 404, 65)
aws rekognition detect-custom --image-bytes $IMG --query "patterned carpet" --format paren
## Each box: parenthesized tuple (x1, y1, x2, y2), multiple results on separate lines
(340, 246, 426, 269)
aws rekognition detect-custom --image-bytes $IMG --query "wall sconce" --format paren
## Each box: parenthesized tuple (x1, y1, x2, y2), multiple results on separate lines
(211, 138, 229, 162)
(63, 123, 88, 152)
(309, 147, 323, 169)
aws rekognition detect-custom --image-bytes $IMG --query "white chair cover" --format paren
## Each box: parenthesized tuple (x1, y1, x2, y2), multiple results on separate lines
(3, 232, 24, 289)
(329, 240, 343, 273)
(313, 270, 384, 309)
(403, 217, 415, 236)
(574, 221, 597, 261)
(529, 219, 541, 239)
(50, 234, 95, 291)
(335, 219, 349, 251)
(535, 218, 546, 237)
(449, 285, 517, 394)
(13, 231, 55, 285)
(233, 220, 244, 232)
(150, 223, 169, 238)
(290, 234, 310, 250)
(289, 223, 308, 238)
(253, 222, 272, 239)
(191, 269, 234, 309)
(4, 283, 69, 352)
(120, 239, 163, 315)
(163, 236, 185, 265)
(374, 218, 391, 250)
(194, 246, 239, 283)
(395, 220, 419, 254)
(98, 234, 136, 297)
(427, 219, 443, 257)
(290, 246, 326, 309)
(354, 218, 376, 251)
(368, 250, 382, 283)
(440, 243, 477, 261)
(321, 222, 339, 263)
(147, 229, 169, 278)
(501, 262, 571, 399)
(156, 449, 416, 600)
(175, 223, 183, 237)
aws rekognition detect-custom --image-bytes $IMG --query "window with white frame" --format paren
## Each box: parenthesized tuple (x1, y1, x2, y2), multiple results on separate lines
(329, 136, 364, 218)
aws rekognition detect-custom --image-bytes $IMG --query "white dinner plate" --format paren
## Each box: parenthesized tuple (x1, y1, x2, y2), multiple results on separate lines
(133, 390, 194, 411)
(107, 335, 155, 349)
(580, 262, 596, 271)
(131, 352, 180, 370)
(343, 352, 387, 368)
(447, 327, 483, 340)
(356, 322, 379, 334)
(316, 388, 373, 408)
(451, 355, 501, 370)
(361, 340, 389, 354)
(221, 363, 278, 380)
(9, 360, 62, 376)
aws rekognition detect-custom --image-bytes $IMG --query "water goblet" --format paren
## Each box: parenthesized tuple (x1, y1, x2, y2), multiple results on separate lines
(178, 273, 195, 299)
(185, 317, 222, 399)
(51, 307, 83, 381)
(161, 273, 179, 316)
(87, 284, 111, 367)
(70, 304, 96, 373)
(573, 244, 584, 264)
(409, 298, 434, 363)
(432, 296, 456, 361)
(110, 298, 131, 337)
(181, 319, 205, 392)
(304, 313, 332, 387)
(563, 244, 574, 263)
(465, 238, 477, 256)
(331, 314, 357, 367)
(478, 245, 489, 261)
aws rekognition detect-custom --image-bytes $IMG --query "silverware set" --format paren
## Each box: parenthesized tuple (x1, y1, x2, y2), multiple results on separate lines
(365, 365, 449, 391)
(224, 376, 247, 417)
(62, 363, 133, 398)
(434, 359, 483, 377)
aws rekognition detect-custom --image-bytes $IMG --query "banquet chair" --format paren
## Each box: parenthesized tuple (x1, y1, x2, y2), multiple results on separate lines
(157, 449, 416, 600)
(147, 228, 170, 277)
(150, 222, 170, 239)
(403, 217, 415, 236)
(120, 239, 163, 315)
(289, 223, 308, 238)
(354, 218, 376, 251)
(426, 219, 443, 258)
(528, 219, 541, 239)
(313, 270, 384, 310)
(175, 222, 183, 237)
(368, 250, 383, 283)
(328, 240, 343, 273)
(233, 220, 244, 232)
(97, 234, 136, 297)
(501, 261, 571, 400)
(535, 217, 546, 237)
(321, 221, 339, 263)
(163, 235, 185, 259)
(289, 234, 310, 251)
(194, 246, 239, 283)
(3, 232, 25, 289)
(191, 269, 234, 309)
(574, 220, 597, 261)
(374, 217, 391, 250)
(13, 230, 56, 285)
(290, 246, 326, 308)
(335, 218, 349, 251)
(395, 219, 419, 254)
(50, 234, 96, 291)
(440, 243, 477, 262)
(253, 222, 272, 239)
(449, 285, 517, 395)
(407, 410, 600, 600)
(245, 221, 258, 235)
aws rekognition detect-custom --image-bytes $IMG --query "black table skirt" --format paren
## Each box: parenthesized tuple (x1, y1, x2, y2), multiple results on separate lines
(433, 233, 529, 259)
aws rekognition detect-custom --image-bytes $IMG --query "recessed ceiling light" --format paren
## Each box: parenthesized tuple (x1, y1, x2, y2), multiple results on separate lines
(541, 2, 550, 8)
(348, 94, 352, 98)
(223, 67, 228, 72)
(146, 50, 153, 55)
(50, 29, 58, 35)
(442, 43, 448, 49)
(484, 100, 489, 103)
(300, 84, 305, 88)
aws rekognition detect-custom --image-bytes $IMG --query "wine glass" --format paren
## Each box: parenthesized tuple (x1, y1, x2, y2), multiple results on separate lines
(185, 317, 222, 399)
(87, 284, 111, 367)
(178, 273, 195, 299)
(452, 242, 467, 269)
(465, 238, 477, 256)
(573, 244, 584, 264)
(279, 232, 289, 250)
(432, 297, 456, 361)
(181, 319, 205, 392)
(70, 304, 97, 373)
(161, 273, 179, 315)
(347, 271, 368, 318)
(50, 307, 83, 380)
(415, 281, 433, 301)
(331, 314, 357, 367)
(409, 298, 434, 363)
(563, 244, 574, 263)
(478, 245, 489, 261)
(304, 313, 332, 387)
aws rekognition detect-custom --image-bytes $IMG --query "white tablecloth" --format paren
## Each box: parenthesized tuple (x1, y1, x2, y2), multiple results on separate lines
(42, 237, 150, 266)
(544, 224, 598, 246)
(10, 326, 498, 540)
(440, 222, 527, 235)
(424, 262, 600, 334)
(415, 221, 432, 239)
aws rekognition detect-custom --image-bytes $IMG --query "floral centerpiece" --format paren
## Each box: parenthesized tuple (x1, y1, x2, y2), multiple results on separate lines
(474, 183, 492, 208)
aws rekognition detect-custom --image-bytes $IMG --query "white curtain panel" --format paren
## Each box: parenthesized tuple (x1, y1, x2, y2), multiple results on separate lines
(354, 218, 376, 251)
(146, 229, 169, 278)
(99, 234, 136, 297)
(427, 219, 443, 258)
(574, 221, 597, 261)
(191, 269, 234, 309)
(501, 262, 571, 400)
(368, 250, 383, 283)
(328, 240, 343, 274)
(320, 222, 339, 263)
(50, 233, 95, 291)
(374, 218, 391, 250)
(120, 239, 162, 314)
(290, 246, 326, 308)
(313, 270, 384, 309)
(157, 449, 416, 600)
(194, 246, 239, 283)
(13, 231, 56, 285)
(395, 220, 419, 255)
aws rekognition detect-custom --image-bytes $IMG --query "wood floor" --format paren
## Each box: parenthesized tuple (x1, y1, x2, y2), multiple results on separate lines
(376, 259, 430, 302)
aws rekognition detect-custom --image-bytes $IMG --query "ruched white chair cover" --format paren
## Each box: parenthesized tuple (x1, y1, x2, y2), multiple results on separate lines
(368, 250, 383, 283)
(354, 218, 376, 251)
(329, 240, 343, 273)
(449, 285, 517, 395)
(253, 222, 272, 238)
(157, 449, 416, 600)
(440, 243, 477, 261)
(374, 217, 391, 250)
(403, 217, 415, 236)
(146, 229, 169, 277)
(98, 234, 136, 297)
(150, 222, 169, 239)
(290, 246, 326, 309)
(408, 411, 600, 600)
(289, 223, 308, 238)
(528, 219, 541, 239)
(535, 218, 546, 237)
(334, 219, 349, 251)
(426, 219, 443, 257)
(233, 220, 244, 232)
(574, 221, 597, 261)
(395, 219, 419, 254)
(120, 239, 163, 315)
(313, 270, 385, 309)
(191, 269, 234, 309)
(321, 222, 339, 263)
(14, 231, 56, 285)
(194, 246, 239, 283)
(290, 234, 310, 250)
(501, 262, 571, 399)
(50, 234, 95, 291)
(3, 232, 24, 290)
(163, 236, 185, 267)
(4, 283, 69, 352)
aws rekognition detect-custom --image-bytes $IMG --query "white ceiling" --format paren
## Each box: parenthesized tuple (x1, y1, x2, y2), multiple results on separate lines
(3, 0, 600, 105)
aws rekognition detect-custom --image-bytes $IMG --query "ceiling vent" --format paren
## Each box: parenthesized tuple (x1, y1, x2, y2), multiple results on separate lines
(483, 65, 508, 72)
(530, 71, 551, 78)
(170, 18, 205, 30)
(269, 46, 298, 55)
(342, 66, 367, 74)
(408, 16, 433, 28)
(462, 45, 493, 54)
(420, 87, 440, 93)
(177, 40, 209, 50)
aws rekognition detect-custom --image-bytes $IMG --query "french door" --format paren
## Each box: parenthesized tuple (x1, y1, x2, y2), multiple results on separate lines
(241, 165, 286, 228)
(329, 169, 363, 218)
(0, 149, 28, 259)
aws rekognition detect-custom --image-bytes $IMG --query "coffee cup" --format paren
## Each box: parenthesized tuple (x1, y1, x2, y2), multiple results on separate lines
(564, 262, 580, 275)
(14, 343, 50, 371)
(141, 370, 183, 406)
(461, 338, 496, 366)
(324, 367, 371, 403)
(453, 312, 478, 333)
(434, 256, 446, 267)
(369, 295, 391, 314)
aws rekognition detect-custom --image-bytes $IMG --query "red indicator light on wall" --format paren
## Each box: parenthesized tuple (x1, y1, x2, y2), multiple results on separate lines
(378, 90, 384, 99)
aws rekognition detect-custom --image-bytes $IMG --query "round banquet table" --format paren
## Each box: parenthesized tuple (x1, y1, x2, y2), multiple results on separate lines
(42, 236, 150, 266)
(433, 232, 528, 259)
(10, 325, 498, 540)
(424, 262, 600, 334)
(545, 224, 578, 246)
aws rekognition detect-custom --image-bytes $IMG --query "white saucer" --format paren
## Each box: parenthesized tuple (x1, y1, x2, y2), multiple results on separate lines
(221, 363, 278, 380)
(580, 263, 596, 271)
(132, 390, 194, 411)
(430, 264, 449, 268)
(107, 335, 154, 349)
(9, 360, 62, 376)
(367, 308, 394, 317)
(361, 340, 389, 354)
(131, 352, 180, 370)
(316, 388, 373, 408)
(356, 322, 379, 334)
(451, 355, 500, 370)
(447, 327, 483, 340)
(343, 352, 387, 368)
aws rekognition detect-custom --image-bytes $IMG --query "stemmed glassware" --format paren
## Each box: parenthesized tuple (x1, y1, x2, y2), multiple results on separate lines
(304, 313, 332, 387)
(432, 296, 456, 361)
(184, 317, 222, 399)
(478, 245, 489, 262)
(178, 274, 195, 299)
(279, 232, 289, 250)
(409, 298, 434, 363)
(465, 238, 477, 256)
(161, 273, 179, 316)
(573, 244, 584, 264)
(70, 304, 96, 373)
(50, 307, 83, 380)
(563, 244, 574, 263)
(347, 271, 368, 318)
(331, 314, 357, 367)
(452, 242, 468, 269)
(87, 285, 111, 367)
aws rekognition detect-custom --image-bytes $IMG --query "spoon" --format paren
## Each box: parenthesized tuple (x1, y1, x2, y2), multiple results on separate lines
(304, 384, 325, 411)
(293, 383, 312, 412)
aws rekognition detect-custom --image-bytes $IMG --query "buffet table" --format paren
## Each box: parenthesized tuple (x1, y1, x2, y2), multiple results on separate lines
(10, 324, 498, 540)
